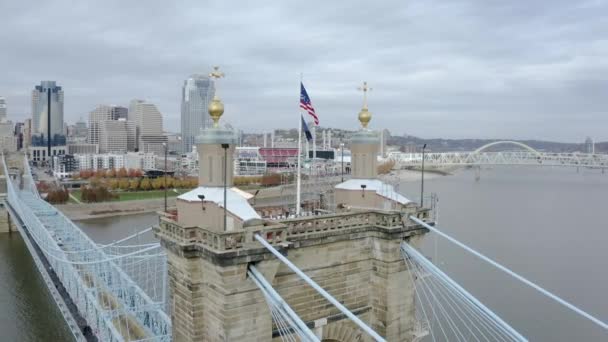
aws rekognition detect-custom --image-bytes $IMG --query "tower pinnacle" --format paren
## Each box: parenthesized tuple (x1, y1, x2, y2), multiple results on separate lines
(357, 81, 372, 129)
(208, 66, 225, 128)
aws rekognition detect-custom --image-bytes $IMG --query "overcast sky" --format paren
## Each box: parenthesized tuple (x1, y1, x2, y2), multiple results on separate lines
(1, 0, 606, 142)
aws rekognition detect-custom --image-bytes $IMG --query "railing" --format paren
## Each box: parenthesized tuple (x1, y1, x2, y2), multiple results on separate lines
(157, 208, 431, 253)
(3, 155, 171, 342)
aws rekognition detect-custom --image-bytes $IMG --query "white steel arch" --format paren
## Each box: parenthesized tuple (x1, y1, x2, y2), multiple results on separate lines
(473, 141, 541, 156)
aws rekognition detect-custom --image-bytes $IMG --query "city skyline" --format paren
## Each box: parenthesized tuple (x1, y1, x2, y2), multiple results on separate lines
(1, 1, 607, 142)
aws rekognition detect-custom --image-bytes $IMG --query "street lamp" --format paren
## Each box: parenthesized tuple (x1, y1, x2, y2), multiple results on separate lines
(221, 143, 229, 231)
(420, 143, 427, 207)
(197, 194, 205, 211)
(162, 142, 168, 213)
(340, 142, 345, 182)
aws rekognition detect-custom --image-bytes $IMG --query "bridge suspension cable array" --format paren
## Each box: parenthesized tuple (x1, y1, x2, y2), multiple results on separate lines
(409, 216, 608, 333)
(402, 242, 527, 342)
(248, 265, 320, 342)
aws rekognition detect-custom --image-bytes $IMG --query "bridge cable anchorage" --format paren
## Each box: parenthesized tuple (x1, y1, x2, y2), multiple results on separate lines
(403, 243, 526, 341)
(254, 234, 387, 342)
(410, 216, 608, 332)
(248, 265, 320, 342)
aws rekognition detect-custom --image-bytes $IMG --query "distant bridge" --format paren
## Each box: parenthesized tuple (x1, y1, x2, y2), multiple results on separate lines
(390, 141, 608, 169)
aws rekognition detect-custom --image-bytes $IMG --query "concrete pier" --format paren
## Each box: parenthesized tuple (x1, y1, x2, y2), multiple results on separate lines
(0, 204, 12, 233)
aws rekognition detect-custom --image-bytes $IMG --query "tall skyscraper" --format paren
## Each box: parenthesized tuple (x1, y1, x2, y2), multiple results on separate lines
(129, 99, 166, 155)
(31, 81, 64, 141)
(180, 74, 215, 153)
(88, 105, 113, 145)
(0, 97, 7, 122)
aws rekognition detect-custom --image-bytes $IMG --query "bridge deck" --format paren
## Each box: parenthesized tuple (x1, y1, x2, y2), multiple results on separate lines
(3, 154, 171, 342)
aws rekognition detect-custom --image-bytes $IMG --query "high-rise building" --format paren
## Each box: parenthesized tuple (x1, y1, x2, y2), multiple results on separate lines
(585, 137, 595, 154)
(23, 119, 32, 148)
(31, 81, 64, 143)
(89, 105, 135, 151)
(111, 106, 128, 120)
(14, 122, 24, 150)
(0, 97, 7, 122)
(0, 120, 16, 153)
(129, 99, 166, 154)
(88, 105, 114, 145)
(180, 74, 215, 154)
(98, 119, 135, 153)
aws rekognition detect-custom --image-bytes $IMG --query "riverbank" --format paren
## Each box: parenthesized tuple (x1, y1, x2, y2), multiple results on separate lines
(380, 168, 447, 183)
(56, 197, 175, 221)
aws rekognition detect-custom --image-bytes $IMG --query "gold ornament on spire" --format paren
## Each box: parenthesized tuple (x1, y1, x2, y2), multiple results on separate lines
(208, 66, 225, 128)
(357, 81, 372, 129)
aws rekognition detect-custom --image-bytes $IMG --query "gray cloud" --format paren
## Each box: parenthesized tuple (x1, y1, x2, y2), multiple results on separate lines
(0, 0, 606, 142)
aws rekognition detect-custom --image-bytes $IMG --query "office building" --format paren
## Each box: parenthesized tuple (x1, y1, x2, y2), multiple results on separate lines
(88, 105, 113, 145)
(180, 75, 215, 154)
(31, 81, 64, 144)
(99, 120, 131, 153)
(89, 105, 136, 152)
(129, 99, 165, 154)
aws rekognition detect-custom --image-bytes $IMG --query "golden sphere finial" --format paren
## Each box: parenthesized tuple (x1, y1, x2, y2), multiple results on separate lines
(208, 66, 225, 128)
(358, 107, 372, 128)
(357, 81, 372, 129)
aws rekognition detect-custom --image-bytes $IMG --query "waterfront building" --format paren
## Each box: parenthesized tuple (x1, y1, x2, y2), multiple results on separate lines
(52, 154, 78, 179)
(74, 153, 125, 171)
(31, 81, 64, 144)
(125, 152, 156, 170)
(180, 74, 215, 154)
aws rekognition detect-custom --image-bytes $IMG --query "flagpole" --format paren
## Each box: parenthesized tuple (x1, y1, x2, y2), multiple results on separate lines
(296, 74, 303, 216)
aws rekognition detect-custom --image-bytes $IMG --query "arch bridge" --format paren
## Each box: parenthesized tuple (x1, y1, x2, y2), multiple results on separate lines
(390, 141, 608, 169)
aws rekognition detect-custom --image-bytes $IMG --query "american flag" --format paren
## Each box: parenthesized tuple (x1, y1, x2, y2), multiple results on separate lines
(300, 83, 319, 125)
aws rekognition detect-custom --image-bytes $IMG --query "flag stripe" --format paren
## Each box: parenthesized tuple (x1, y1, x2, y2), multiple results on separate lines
(300, 83, 319, 125)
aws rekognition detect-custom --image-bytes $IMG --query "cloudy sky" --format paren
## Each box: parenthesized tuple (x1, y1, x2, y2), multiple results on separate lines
(1, 0, 606, 142)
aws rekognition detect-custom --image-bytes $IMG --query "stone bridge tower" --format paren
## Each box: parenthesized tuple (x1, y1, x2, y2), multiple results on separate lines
(155, 75, 429, 341)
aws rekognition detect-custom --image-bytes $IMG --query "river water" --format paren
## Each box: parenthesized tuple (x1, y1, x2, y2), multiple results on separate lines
(0, 167, 606, 341)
